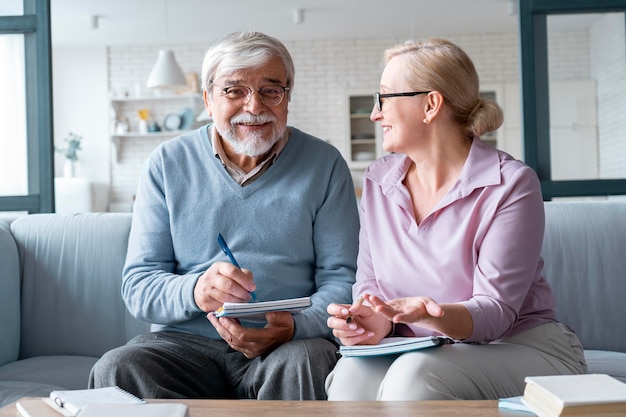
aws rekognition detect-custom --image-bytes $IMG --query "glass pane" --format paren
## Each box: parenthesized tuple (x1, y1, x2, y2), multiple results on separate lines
(0, 34, 28, 196)
(0, 0, 23, 15)
(547, 12, 626, 181)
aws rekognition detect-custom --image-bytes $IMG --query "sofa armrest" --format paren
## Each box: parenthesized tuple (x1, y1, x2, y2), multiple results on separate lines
(0, 222, 20, 366)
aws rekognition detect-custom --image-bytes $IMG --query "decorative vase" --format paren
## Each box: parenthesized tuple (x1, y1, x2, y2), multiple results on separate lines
(64, 159, 76, 178)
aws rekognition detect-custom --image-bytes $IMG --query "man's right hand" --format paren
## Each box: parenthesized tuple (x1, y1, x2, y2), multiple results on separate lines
(193, 261, 256, 312)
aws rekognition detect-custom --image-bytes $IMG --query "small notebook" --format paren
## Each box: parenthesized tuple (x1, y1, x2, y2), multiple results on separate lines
(17, 398, 187, 417)
(339, 336, 453, 357)
(214, 296, 311, 322)
(45, 386, 145, 416)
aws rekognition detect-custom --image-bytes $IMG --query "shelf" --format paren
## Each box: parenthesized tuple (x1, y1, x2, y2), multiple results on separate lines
(111, 130, 192, 162)
(110, 94, 202, 103)
(111, 130, 192, 138)
(348, 160, 373, 170)
(350, 112, 372, 118)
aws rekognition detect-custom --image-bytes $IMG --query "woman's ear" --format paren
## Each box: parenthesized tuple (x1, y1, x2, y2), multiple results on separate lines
(423, 91, 444, 121)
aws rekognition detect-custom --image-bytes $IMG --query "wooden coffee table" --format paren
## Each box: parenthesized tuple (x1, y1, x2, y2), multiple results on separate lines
(0, 397, 528, 416)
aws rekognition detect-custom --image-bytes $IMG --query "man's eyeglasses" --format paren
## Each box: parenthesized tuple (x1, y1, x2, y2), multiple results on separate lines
(374, 91, 431, 112)
(212, 83, 290, 107)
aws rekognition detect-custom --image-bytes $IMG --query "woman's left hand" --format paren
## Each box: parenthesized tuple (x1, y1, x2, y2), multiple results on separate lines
(364, 294, 444, 325)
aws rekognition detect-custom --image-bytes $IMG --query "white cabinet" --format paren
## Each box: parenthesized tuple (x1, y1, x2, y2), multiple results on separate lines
(346, 93, 383, 169)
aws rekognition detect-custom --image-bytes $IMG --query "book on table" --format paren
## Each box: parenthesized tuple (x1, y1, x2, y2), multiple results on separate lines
(214, 296, 311, 322)
(338, 336, 454, 357)
(16, 386, 187, 417)
(521, 373, 626, 417)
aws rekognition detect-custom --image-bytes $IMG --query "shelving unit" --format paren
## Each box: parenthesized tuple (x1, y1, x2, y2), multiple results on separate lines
(109, 94, 206, 162)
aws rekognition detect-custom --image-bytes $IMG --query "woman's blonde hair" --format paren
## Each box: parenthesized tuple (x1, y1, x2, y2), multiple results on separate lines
(384, 38, 503, 137)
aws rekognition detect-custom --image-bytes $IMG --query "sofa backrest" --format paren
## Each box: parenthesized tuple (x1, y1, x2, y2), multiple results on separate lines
(11, 213, 150, 359)
(542, 201, 626, 353)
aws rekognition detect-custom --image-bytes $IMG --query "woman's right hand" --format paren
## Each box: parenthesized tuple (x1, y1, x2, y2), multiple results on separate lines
(326, 298, 393, 346)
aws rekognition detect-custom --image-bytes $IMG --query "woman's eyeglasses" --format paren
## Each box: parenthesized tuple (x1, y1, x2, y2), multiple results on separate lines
(374, 91, 431, 112)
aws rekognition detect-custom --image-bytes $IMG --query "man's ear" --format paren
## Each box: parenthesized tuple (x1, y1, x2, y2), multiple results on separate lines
(203, 89, 213, 117)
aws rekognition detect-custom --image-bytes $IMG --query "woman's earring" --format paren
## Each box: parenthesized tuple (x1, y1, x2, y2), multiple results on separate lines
(423, 118, 429, 124)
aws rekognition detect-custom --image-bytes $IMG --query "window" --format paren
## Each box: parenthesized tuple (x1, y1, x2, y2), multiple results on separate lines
(519, 0, 626, 200)
(0, 35, 28, 197)
(0, 0, 54, 214)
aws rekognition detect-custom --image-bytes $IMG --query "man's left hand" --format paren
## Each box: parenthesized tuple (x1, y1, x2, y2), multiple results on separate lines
(207, 311, 295, 358)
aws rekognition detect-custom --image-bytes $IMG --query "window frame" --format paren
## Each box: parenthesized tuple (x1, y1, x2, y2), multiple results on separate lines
(519, 0, 626, 200)
(0, 0, 54, 213)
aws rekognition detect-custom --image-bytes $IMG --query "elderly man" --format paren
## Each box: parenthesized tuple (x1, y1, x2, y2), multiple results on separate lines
(89, 31, 359, 400)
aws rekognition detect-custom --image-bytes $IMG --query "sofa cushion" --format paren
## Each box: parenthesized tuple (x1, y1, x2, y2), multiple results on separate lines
(10, 213, 149, 359)
(0, 355, 97, 389)
(584, 350, 626, 383)
(542, 202, 626, 353)
(0, 380, 67, 409)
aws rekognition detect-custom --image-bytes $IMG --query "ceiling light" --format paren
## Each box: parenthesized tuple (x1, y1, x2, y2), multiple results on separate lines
(146, 0, 186, 90)
(146, 49, 186, 89)
(293, 9, 304, 24)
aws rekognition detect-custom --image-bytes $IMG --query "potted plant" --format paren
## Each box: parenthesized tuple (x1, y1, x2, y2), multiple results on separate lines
(55, 132, 82, 177)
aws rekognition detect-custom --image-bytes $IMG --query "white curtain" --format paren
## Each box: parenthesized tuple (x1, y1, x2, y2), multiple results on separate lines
(0, 34, 28, 196)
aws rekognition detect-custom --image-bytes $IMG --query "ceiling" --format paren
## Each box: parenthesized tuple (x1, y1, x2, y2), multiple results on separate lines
(0, 0, 604, 47)
(49, 0, 523, 46)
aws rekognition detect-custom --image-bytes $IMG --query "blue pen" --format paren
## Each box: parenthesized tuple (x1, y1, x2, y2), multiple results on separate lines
(217, 233, 257, 302)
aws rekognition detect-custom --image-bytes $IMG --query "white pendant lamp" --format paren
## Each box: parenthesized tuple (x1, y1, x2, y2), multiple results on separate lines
(146, 0, 186, 90)
(146, 49, 186, 89)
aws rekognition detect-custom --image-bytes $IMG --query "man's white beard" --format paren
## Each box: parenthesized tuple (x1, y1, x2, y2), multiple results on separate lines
(220, 114, 283, 157)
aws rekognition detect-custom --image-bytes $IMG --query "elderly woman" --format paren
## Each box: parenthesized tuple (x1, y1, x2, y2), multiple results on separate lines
(326, 38, 586, 401)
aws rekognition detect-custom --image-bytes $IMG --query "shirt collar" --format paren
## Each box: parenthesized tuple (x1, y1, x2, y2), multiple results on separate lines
(211, 125, 290, 185)
(366, 137, 502, 201)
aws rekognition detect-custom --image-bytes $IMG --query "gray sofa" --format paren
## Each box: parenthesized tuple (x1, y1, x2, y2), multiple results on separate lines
(1, 202, 625, 407)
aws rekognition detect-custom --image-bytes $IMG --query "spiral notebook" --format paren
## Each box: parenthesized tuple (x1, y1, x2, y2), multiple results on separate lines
(17, 398, 187, 417)
(214, 296, 311, 322)
(44, 386, 145, 416)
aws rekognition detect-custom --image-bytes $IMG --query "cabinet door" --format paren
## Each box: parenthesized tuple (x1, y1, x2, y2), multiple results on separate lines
(348, 95, 378, 168)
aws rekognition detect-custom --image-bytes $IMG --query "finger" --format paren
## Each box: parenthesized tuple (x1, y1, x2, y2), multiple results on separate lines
(334, 329, 374, 346)
(213, 263, 256, 301)
(348, 296, 365, 312)
(327, 303, 351, 316)
(328, 316, 359, 331)
(425, 300, 444, 317)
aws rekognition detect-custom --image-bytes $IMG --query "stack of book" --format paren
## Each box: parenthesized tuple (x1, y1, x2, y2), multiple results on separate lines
(500, 374, 626, 417)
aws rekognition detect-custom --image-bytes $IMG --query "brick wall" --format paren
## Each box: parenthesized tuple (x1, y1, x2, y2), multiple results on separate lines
(590, 13, 626, 179)
(107, 30, 594, 208)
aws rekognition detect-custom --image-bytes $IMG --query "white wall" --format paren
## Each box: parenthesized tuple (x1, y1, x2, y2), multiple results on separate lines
(52, 28, 616, 210)
(52, 46, 110, 211)
(590, 13, 626, 179)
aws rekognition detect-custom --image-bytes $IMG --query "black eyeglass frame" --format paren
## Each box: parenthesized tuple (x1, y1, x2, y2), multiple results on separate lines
(374, 91, 431, 112)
